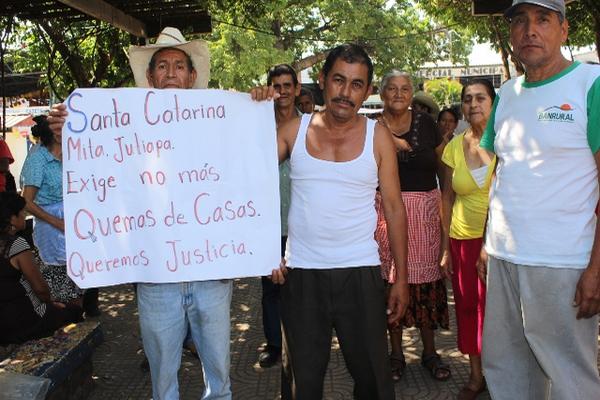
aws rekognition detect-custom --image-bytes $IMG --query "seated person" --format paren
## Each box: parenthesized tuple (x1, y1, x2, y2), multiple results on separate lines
(0, 192, 82, 345)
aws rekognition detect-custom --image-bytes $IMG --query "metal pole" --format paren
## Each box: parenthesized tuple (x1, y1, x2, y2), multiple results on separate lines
(1, 23, 6, 139)
(0, 17, 13, 139)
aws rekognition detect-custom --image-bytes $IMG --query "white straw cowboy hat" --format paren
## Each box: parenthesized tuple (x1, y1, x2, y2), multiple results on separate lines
(128, 27, 210, 89)
(412, 91, 440, 119)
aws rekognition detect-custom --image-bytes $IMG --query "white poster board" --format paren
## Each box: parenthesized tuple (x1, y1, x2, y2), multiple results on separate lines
(62, 88, 281, 288)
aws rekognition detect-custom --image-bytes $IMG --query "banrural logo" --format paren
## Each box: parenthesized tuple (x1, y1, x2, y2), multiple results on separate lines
(537, 104, 574, 123)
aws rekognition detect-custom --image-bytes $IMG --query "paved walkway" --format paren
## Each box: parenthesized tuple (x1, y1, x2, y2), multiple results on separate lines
(87, 278, 598, 400)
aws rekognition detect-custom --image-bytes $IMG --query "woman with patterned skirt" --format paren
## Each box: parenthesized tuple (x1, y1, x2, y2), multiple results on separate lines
(21, 116, 83, 305)
(375, 70, 450, 383)
(0, 192, 82, 345)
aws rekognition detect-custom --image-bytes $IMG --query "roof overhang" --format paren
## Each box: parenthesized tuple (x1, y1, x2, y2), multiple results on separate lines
(1, 0, 212, 38)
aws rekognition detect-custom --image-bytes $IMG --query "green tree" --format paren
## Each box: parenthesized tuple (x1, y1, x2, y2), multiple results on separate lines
(415, 1, 521, 79)
(567, 0, 600, 61)
(424, 78, 462, 108)
(4, 1, 475, 95)
(416, 0, 600, 79)
(205, 0, 474, 89)
(5, 19, 133, 100)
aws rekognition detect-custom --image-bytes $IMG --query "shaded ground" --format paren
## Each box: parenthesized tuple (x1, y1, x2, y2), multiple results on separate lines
(87, 278, 598, 400)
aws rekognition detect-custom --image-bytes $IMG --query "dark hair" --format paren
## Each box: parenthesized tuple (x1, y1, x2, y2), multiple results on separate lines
(298, 88, 314, 101)
(0, 192, 25, 235)
(438, 107, 459, 123)
(461, 78, 496, 103)
(322, 44, 374, 85)
(31, 115, 54, 147)
(267, 64, 298, 86)
(148, 47, 194, 72)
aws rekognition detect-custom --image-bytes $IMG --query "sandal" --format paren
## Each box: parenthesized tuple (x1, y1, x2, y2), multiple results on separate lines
(421, 352, 451, 381)
(390, 354, 406, 383)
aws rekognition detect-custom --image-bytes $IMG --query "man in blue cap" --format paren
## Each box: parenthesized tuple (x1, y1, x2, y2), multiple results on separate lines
(478, 1, 600, 399)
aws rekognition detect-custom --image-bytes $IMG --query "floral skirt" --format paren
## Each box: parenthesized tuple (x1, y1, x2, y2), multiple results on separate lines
(399, 279, 449, 330)
(41, 264, 83, 303)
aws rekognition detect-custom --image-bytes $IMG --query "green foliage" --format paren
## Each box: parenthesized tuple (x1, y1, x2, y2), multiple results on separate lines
(424, 78, 462, 108)
(416, 0, 599, 76)
(6, 1, 477, 95)
(6, 19, 133, 100)
(567, 1, 600, 53)
(204, 0, 474, 90)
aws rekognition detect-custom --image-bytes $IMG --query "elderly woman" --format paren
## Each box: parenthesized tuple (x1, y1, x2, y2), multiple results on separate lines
(440, 78, 496, 400)
(0, 192, 82, 345)
(374, 70, 450, 382)
(21, 116, 83, 305)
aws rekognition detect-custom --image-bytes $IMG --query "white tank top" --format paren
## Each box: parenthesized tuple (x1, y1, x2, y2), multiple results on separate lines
(286, 114, 380, 269)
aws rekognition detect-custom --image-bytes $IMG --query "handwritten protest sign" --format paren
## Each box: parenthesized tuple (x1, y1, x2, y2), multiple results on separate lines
(62, 88, 281, 288)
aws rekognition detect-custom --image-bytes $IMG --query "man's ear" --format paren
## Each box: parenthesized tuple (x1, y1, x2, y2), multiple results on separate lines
(561, 19, 569, 45)
(146, 69, 154, 86)
(364, 84, 373, 101)
(295, 82, 301, 97)
(189, 69, 198, 89)
(318, 71, 325, 90)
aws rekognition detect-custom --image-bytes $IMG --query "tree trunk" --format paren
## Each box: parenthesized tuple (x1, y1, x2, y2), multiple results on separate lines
(490, 17, 511, 80)
(594, 13, 600, 61)
(580, 0, 600, 61)
(292, 49, 331, 73)
(37, 21, 90, 88)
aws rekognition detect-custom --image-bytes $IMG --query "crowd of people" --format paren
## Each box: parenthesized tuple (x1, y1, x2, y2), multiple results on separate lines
(1, 0, 599, 399)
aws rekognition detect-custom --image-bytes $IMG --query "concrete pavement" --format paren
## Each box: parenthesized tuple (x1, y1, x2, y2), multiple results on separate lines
(87, 278, 598, 399)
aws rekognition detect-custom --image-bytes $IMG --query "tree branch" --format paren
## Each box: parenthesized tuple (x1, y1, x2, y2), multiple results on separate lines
(37, 20, 90, 87)
(292, 49, 331, 72)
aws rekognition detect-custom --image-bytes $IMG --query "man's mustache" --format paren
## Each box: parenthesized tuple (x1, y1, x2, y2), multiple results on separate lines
(332, 97, 355, 107)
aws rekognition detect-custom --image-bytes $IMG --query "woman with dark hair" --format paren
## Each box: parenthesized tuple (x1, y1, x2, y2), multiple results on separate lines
(374, 70, 450, 383)
(440, 78, 496, 399)
(0, 192, 82, 345)
(438, 108, 460, 143)
(20, 116, 84, 305)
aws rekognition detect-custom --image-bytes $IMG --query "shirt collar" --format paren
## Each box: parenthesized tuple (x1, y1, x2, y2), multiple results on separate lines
(39, 146, 59, 163)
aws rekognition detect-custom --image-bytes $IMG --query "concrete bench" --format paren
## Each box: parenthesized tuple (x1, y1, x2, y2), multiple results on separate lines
(0, 321, 103, 399)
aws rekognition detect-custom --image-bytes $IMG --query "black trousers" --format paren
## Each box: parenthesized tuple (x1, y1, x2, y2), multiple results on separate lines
(281, 266, 394, 400)
(261, 236, 287, 348)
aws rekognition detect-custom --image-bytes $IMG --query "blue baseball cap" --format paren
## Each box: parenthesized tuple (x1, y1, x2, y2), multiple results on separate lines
(505, 0, 566, 19)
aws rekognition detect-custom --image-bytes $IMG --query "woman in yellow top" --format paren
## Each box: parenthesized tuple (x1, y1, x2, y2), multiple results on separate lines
(440, 78, 496, 400)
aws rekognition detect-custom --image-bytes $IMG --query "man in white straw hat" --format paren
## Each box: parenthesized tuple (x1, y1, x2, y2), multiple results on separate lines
(49, 27, 232, 400)
(478, 1, 600, 399)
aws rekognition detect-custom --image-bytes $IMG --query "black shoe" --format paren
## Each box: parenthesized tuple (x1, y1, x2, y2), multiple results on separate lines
(83, 289, 101, 317)
(84, 306, 101, 318)
(258, 345, 281, 368)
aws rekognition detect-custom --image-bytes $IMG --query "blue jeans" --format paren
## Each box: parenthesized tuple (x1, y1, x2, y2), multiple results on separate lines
(137, 280, 233, 400)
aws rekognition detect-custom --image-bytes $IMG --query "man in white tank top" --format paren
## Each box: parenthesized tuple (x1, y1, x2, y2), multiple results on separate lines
(253, 44, 409, 400)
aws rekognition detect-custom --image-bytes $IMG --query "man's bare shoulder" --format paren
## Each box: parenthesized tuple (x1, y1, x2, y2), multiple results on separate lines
(373, 119, 393, 146)
(279, 114, 303, 140)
